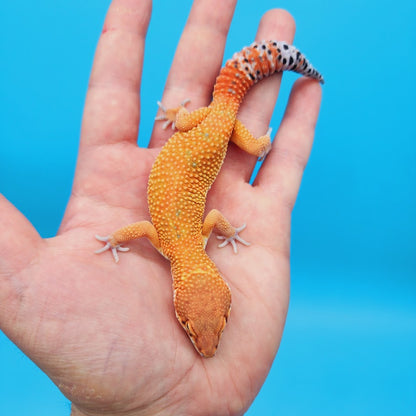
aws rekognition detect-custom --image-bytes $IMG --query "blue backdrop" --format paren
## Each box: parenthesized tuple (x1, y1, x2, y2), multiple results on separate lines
(1, 0, 415, 414)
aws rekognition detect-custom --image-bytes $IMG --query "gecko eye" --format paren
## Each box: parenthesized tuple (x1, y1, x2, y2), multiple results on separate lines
(218, 316, 227, 334)
(185, 321, 197, 338)
(225, 308, 231, 322)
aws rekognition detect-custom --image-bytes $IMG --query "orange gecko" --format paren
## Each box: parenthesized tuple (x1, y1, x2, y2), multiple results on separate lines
(95, 40, 324, 357)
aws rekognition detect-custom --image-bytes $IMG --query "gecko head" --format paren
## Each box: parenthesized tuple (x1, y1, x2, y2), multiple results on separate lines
(174, 272, 231, 358)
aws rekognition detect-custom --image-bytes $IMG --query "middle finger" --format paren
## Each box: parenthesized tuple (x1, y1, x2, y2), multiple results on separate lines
(149, 0, 238, 148)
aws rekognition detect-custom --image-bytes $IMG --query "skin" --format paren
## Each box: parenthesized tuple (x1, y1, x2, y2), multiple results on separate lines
(0, 0, 322, 415)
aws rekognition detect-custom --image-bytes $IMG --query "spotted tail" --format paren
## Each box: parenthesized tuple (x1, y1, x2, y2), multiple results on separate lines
(213, 40, 324, 101)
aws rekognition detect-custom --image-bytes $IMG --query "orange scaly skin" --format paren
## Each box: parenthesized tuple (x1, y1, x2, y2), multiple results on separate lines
(96, 41, 324, 357)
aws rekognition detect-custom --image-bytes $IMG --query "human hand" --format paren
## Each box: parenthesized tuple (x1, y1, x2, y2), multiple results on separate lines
(0, 0, 321, 415)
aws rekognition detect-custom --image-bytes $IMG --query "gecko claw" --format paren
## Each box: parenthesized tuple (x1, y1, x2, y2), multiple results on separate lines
(216, 224, 250, 254)
(258, 127, 273, 162)
(95, 235, 129, 263)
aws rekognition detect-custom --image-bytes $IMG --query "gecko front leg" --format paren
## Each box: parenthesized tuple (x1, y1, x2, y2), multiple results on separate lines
(202, 209, 250, 254)
(95, 220, 161, 262)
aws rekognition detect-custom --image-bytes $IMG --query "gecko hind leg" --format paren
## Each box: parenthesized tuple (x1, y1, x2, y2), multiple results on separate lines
(155, 99, 191, 130)
(155, 99, 210, 132)
(231, 119, 272, 161)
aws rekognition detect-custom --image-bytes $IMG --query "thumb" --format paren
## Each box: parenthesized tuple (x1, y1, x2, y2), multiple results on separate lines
(0, 194, 42, 317)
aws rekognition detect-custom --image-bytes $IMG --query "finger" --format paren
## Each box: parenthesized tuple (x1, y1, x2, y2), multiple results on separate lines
(222, 9, 297, 182)
(56, 0, 153, 231)
(149, 0, 237, 148)
(254, 77, 322, 210)
(79, 0, 152, 150)
(0, 195, 42, 321)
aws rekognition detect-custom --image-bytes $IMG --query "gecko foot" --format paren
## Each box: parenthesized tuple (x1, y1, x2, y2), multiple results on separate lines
(155, 99, 191, 129)
(94, 235, 130, 263)
(216, 224, 250, 254)
(258, 127, 273, 162)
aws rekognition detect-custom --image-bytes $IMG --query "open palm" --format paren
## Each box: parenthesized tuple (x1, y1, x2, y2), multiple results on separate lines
(0, 1, 321, 415)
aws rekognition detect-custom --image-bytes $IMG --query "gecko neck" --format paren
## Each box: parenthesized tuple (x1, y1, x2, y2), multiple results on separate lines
(170, 245, 218, 282)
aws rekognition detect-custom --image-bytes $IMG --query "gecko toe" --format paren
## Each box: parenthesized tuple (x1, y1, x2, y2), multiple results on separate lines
(94, 235, 129, 263)
(216, 224, 250, 254)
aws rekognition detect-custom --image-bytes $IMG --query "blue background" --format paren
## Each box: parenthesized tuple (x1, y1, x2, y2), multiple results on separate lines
(1, 0, 415, 414)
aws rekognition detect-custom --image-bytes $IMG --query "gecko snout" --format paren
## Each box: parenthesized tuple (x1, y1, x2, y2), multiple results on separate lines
(174, 272, 231, 357)
(185, 316, 227, 357)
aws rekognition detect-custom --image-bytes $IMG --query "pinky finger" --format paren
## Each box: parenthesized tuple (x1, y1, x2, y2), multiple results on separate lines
(254, 77, 322, 210)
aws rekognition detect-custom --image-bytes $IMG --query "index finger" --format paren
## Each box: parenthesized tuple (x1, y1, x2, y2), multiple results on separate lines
(79, 0, 152, 150)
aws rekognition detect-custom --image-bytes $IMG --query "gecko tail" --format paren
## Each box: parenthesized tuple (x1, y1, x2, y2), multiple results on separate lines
(259, 40, 325, 84)
(243, 40, 324, 84)
(213, 39, 324, 101)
